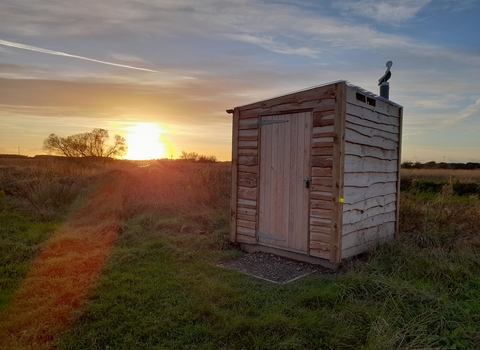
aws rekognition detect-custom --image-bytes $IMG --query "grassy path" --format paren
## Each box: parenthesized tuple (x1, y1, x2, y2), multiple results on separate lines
(0, 180, 123, 350)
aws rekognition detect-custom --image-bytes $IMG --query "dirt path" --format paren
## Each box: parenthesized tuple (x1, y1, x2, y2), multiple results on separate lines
(0, 179, 124, 350)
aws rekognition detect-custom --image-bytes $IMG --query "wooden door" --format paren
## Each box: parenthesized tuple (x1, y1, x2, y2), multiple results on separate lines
(258, 111, 312, 253)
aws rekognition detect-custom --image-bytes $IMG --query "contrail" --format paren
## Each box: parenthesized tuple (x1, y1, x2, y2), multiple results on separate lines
(0, 39, 159, 73)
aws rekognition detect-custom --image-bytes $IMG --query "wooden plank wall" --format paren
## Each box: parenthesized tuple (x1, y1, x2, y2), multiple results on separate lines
(232, 84, 337, 248)
(341, 86, 401, 259)
(308, 83, 341, 261)
(234, 110, 259, 244)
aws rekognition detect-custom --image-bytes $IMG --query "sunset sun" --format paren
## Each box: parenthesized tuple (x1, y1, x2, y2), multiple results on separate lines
(125, 123, 167, 160)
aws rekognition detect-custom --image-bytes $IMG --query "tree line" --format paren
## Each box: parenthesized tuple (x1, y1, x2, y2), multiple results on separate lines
(401, 161, 480, 170)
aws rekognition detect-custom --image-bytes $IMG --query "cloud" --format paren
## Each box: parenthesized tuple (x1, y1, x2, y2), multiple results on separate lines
(0, 39, 159, 72)
(224, 33, 319, 57)
(336, 0, 431, 23)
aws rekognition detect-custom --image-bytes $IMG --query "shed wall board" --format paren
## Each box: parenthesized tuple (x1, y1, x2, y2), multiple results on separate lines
(341, 85, 402, 259)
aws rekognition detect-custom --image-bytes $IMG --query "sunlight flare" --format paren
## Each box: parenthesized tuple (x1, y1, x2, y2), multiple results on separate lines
(125, 123, 167, 160)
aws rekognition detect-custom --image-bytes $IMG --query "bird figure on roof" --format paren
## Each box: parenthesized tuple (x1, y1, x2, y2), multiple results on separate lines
(378, 61, 393, 85)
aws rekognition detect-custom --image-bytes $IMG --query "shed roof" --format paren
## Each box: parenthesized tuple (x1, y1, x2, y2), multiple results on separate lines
(230, 80, 402, 110)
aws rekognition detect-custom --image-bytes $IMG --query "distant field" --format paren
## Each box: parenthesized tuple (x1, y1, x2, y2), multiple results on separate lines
(0, 158, 479, 349)
(401, 168, 480, 182)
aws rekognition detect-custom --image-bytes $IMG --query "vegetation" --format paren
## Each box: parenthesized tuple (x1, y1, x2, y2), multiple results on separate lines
(0, 161, 479, 349)
(43, 128, 127, 158)
(179, 151, 217, 163)
(402, 160, 480, 170)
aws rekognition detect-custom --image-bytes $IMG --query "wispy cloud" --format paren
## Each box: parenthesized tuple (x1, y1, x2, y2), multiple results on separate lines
(0, 39, 159, 72)
(335, 0, 431, 24)
(224, 33, 319, 57)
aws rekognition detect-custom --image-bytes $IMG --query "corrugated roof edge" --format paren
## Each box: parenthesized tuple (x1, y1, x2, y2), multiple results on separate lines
(229, 80, 402, 111)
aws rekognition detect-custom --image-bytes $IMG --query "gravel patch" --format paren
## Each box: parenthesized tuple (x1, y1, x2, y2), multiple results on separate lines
(218, 252, 337, 284)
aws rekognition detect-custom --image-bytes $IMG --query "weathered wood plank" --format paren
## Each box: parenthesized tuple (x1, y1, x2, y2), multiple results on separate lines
(311, 167, 333, 177)
(342, 221, 395, 252)
(238, 164, 259, 173)
(238, 156, 258, 166)
(341, 234, 392, 259)
(310, 249, 330, 259)
(345, 122, 398, 142)
(395, 107, 404, 237)
(345, 129, 397, 150)
(311, 200, 333, 210)
(346, 113, 399, 134)
(310, 216, 331, 227)
(343, 182, 397, 204)
(310, 231, 331, 243)
(343, 201, 396, 225)
(237, 206, 256, 216)
(310, 208, 331, 217)
(342, 193, 396, 212)
(238, 129, 259, 141)
(310, 191, 333, 201)
(312, 177, 333, 186)
(312, 137, 334, 148)
(343, 172, 397, 187)
(344, 143, 398, 160)
(238, 118, 259, 130)
(237, 198, 256, 209)
(237, 213, 256, 222)
(238, 148, 258, 156)
(312, 156, 333, 167)
(237, 226, 256, 237)
(310, 185, 332, 193)
(330, 81, 346, 263)
(238, 186, 257, 201)
(342, 211, 396, 236)
(312, 147, 334, 156)
(344, 155, 398, 173)
(238, 140, 258, 149)
(236, 233, 257, 244)
(239, 85, 335, 112)
(313, 112, 335, 127)
(230, 108, 239, 243)
(310, 241, 329, 251)
(310, 225, 331, 235)
(239, 99, 332, 119)
(346, 103, 399, 127)
(237, 219, 256, 230)
(238, 171, 257, 187)
(313, 125, 335, 135)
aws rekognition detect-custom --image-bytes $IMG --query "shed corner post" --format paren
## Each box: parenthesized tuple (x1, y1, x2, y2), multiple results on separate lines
(395, 106, 404, 238)
(230, 108, 240, 243)
(330, 82, 347, 263)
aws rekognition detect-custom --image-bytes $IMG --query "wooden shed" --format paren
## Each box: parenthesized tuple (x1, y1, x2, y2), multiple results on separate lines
(228, 80, 403, 266)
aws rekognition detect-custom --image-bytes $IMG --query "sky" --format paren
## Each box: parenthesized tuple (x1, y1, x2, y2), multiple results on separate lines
(0, 0, 479, 162)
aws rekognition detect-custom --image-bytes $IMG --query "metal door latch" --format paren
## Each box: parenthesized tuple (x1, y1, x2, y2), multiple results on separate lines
(304, 178, 312, 189)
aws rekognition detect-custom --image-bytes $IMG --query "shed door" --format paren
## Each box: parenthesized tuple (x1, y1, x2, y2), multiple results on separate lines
(258, 112, 312, 253)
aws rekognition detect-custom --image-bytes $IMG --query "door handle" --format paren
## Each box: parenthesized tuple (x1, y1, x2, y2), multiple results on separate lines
(303, 178, 311, 189)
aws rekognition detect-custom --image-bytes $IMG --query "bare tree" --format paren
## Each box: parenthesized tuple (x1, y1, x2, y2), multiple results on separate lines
(43, 129, 127, 158)
(179, 151, 216, 163)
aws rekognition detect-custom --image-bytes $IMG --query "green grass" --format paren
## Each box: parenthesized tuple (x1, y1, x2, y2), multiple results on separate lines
(1, 160, 480, 349)
(56, 193, 480, 349)
(0, 210, 59, 313)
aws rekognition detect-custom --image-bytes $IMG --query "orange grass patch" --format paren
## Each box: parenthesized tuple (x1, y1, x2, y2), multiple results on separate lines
(0, 180, 124, 350)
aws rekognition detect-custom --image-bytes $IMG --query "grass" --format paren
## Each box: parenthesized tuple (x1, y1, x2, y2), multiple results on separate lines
(1, 161, 480, 349)
(0, 210, 59, 314)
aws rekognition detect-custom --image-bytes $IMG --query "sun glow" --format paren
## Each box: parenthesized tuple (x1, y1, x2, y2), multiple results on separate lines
(125, 123, 167, 160)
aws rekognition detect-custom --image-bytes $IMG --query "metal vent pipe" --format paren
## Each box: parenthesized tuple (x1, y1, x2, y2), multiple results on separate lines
(380, 82, 389, 100)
